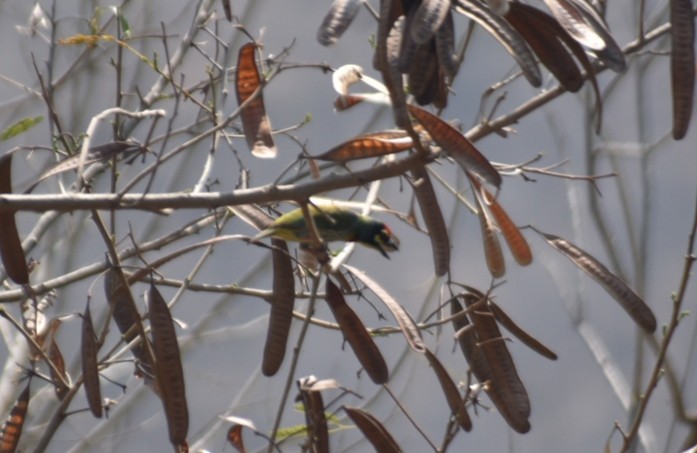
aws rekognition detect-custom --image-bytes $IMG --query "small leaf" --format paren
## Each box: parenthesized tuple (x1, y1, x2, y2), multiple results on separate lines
(82, 303, 103, 418)
(343, 264, 425, 353)
(235, 43, 277, 158)
(423, 348, 472, 431)
(0, 153, 29, 285)
(262, 239, 295, 376)
(148, 283, 189, 449)
(325, 278, 389, 384)
(538, 231, 657, 332)
(0, 380, 30, 453)
(343, 406, 401, 453)
(317, 0, 362, 46)
(0, 116, 43, 141)
(408, 105, 502, 188)
(314, 131, 412, 161)
(670, 0, 695, 139)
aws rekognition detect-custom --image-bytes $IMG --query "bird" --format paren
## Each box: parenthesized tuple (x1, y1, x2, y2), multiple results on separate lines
(252, 206, 400, 258)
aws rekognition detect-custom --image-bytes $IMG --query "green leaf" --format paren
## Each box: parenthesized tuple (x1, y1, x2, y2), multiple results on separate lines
(0, 116, 43, 141)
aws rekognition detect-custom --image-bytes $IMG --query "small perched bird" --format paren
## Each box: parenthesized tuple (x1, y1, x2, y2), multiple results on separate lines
(252, 206, 400, 258)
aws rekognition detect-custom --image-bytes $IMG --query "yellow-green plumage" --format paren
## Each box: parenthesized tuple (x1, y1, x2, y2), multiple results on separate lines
(253, 206, 399, 258)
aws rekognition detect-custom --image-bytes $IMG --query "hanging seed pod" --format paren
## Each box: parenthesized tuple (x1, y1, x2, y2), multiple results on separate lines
(423, 348, 472, 431)
(411, 0, 451, 44)
(344, 264, 425, 353)
(488, 300, 557, 360)
(670, 0, 695, 140)
(317, 0, 362, 46)
(0, 381, 30, 453)
(325, 278, 389, 384)
(0, 153, 28, 285)
(471, 183, 506, 278)
(235, 43, 277, 158)
(538, 231, 657, 332)
(262, 239, 295, 376)
(343, 406, 400, 453)
(411, 166, 450, 276)
(297, 377, 329, 453)
(81, 303, 103, 418)
(314, 131, 413, 161)
(148, 283, 189, 449)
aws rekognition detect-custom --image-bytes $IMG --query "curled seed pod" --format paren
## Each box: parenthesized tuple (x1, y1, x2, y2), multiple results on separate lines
(148, 283, 189, 449)
(325, 278, 389, 384)
(235, 43, 277, 158)
(317, 0, 362, 46)
(262, 239, 295, 376)
(343, 406, 400, 453)
(81, 303, 103, 418)
(0, 153, 29, 285)
(0, 381, 30, 453)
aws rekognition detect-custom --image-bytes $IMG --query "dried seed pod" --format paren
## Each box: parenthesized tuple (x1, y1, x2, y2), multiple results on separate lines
(0, 153, 29, 285)
(542, 0, 626, 71)
(455, 0, 542, 86)
(325, 278, 389, 384)
(463, 292, 531, 433)
(471, 183, 506, 278)
(670, 0, 695, 140)
(408, 105, 501, 188)
(148, 283, 189, 449)
(538, 232, 657, 332)
(488, 300, 557, 360)
(235, 43, 277, 158)
(104, 267, 157, 386)
(0, 381, 30, 453)
(344, 264, 425, 353)
(317, 0, 362, 46)
(46, 333, 70, 401)
(221, 0, 232, 21)
(227, 424, 247, 453)
(314, 131, 413, 161)
(385, 15, 411, 127)
(435, 11, 458, 79)
(411, 166, 450, 276)
(262, 239, 295, 376)
(423, 348, 472, 431)
(297, 377, 329, 453)
(411, 0, 451, 44)
(343, 406, 400, 453)
(81, 303, 103, 418)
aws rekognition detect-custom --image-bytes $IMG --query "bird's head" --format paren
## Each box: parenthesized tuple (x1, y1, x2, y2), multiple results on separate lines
(356, 220, 400, 258)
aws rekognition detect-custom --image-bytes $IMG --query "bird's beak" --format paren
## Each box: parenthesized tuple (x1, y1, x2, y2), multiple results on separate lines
(375, 230, 399, 258)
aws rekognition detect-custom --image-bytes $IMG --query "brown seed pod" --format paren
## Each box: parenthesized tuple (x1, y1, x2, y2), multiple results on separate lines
(411, 166, 450, 276)
(411, 0, 451, 44)
(423, 348, 472, 431)
(670, 0, 695, 140)
(408, 105, 502, 188)
(538, 231, 657, 332)
(314, 131, 413, 161)
(262, 239, 295, 376)
(461, 292, 531, 433)
(455, 0, 542, 86)
(148, 283, 189, 449)
(325, 278, 389, 384)
(488, 300, 557, 360)
(0, 381, 30, 453)
(81, 303, 103, 418)
(317, 0, 362, 46)
(343, 264, 425, 353)
(235, 43, 277, 158)
(471, 183, 506, 278)
(343, 406, 401, 453)
(297, 377, 329, 453)
(0, 153, 28, 285)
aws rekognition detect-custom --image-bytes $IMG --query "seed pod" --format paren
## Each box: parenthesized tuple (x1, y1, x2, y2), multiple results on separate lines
(81, 303, 103, 418)
(317, 0, 362, 46)
(0, 153, 28, 285)
(343, 406, 400, 453)
(148, 283, 189, 449)
(0, 381, 30, 453)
